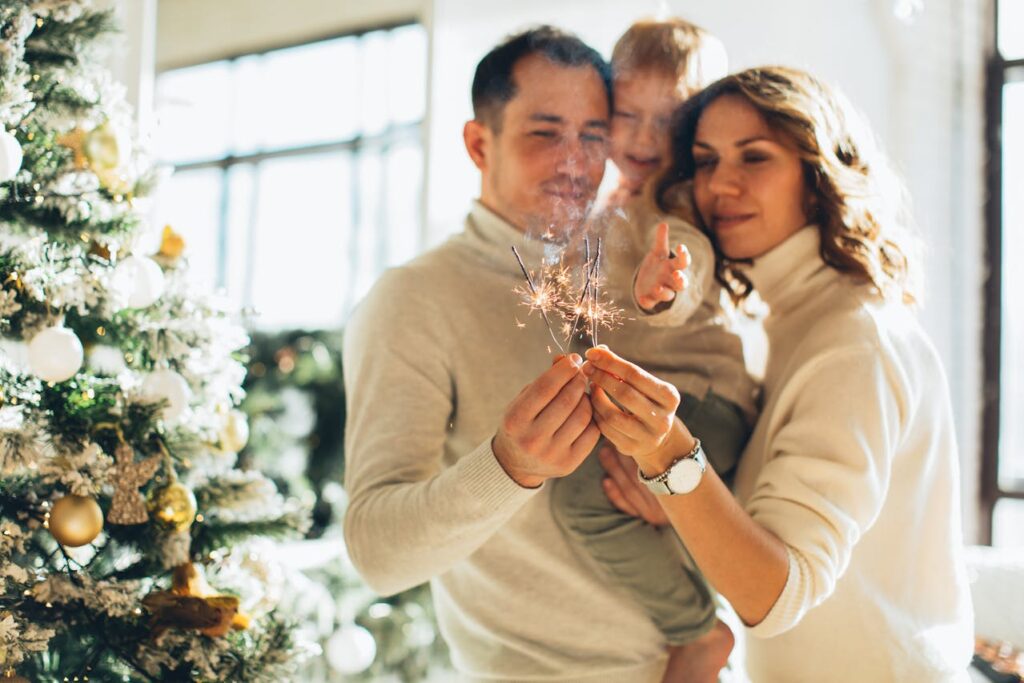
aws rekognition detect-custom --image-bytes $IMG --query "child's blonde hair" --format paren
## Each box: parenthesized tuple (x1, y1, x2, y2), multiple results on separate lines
(611, 18, 727, 96)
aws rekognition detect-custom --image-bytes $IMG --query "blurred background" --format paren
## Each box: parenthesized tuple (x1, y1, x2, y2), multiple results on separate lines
(95, 0, 1021, 679)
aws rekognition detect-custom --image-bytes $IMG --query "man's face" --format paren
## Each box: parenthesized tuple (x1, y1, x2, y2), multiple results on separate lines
(467, 53, 610, 236)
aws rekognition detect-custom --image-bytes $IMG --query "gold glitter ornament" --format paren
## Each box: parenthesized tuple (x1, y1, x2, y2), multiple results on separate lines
(106, 443, 162, 525)
(48, 494, 103, 547)
(148, 480, 197, 531)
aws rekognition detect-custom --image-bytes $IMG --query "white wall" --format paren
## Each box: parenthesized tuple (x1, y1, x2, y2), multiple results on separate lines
(426, 0, 987, 539)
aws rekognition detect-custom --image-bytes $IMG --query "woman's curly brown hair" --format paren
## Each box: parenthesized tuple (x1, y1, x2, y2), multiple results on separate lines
(655, 66, 921, 306)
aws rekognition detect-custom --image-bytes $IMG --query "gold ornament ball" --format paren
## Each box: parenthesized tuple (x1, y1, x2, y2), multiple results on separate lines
(219, 409, 249, 453)
(48, 494, 104, 547)
(148, 482, 198, 531)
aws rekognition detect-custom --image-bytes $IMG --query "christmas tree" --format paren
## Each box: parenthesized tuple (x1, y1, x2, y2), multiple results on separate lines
(0, 2, 312, 680)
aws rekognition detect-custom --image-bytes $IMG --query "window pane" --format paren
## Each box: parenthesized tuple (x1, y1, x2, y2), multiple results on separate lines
(993, 499, 1024, 548)
(346, 148, 384, 313)
(360, 31, 392, 136)
(388, 25, 428, 125)
(150, 168, 223, 291)
(248, 153, 352, 330)
(384, 141, 424, 268)
(999, 0, 1024, 60)
(1000, 80, 1024, 491)
(233, 39, 360, 153)
(224, 164, 256, 310)
(154, 62, 232, 163)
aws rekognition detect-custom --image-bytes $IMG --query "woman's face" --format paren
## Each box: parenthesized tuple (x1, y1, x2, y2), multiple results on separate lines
(691, 94, 810, 260)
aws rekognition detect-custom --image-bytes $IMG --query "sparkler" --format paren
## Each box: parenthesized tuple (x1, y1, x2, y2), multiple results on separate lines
(512, 237, 622, 354)
(511, 245, 566, 354)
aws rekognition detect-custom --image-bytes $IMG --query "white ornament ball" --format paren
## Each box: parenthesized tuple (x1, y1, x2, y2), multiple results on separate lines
(220, 409, 249, 452)
(111, 256, 165, 309)
(325, 624, 376, 675)
(86, 345, 128, 375)
(141, 369, 191, 421)
(28, 326, 84, 383)
(0, 130, 23, 183)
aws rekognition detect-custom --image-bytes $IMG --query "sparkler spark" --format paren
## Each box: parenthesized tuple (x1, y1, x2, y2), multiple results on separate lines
(511, 237, 623, 354)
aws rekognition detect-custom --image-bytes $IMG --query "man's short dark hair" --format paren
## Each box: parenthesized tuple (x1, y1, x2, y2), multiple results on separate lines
(471, 26, 612, 132)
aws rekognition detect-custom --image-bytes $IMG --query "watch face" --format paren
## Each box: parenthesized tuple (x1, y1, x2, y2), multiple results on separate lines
(666, 457, 703, 494)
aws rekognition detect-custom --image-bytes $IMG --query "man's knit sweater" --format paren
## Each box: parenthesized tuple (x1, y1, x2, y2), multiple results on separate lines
(343, 202, 668, 682)
(733, 226, 974, 682)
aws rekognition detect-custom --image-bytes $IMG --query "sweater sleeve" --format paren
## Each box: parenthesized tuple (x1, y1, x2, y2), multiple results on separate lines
(342, 269, 539, 597)
(744, 343, 906, 638)
(631, 216, 716, 328)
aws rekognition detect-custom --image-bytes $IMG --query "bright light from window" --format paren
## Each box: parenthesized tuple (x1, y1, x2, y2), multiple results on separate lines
(150, 24, 427, 331)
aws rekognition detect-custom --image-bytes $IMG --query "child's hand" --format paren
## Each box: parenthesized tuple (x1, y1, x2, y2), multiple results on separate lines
(634, 222, 690, 312)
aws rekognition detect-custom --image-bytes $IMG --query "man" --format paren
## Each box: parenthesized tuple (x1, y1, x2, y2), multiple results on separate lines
(343, 27, 669, 681)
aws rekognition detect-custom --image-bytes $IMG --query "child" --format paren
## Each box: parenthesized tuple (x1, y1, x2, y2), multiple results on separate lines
(550, 18, 757, 683)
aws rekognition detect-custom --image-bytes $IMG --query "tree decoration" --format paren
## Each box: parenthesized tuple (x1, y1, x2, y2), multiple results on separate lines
(27, 325, 83, 383)
(105, 441, 161, 525)
(142, 562, 250, 638)
(147, 472, 197, 532)
(110, 254, 165, 309)
(47, 494, 103, 547)
(0, 130, 23, 183)
(325, 624, 377, 675)
(140, 368, 191, 422)
(219, 408, 249, 453)
(153, 224, 186, 268)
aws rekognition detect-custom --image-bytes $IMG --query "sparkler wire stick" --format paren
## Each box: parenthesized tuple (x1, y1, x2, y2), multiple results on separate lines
(589, 237, 603, 346)
(511, 245, 565, 354)
(566, 237, 594, 345)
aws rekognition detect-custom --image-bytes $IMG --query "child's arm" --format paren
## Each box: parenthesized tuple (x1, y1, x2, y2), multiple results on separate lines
(632, 217, 715, 326)
(634, 221, 690, 312)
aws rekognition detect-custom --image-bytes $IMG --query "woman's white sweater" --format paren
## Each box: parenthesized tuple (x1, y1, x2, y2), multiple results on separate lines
(733, 226, 974, 682)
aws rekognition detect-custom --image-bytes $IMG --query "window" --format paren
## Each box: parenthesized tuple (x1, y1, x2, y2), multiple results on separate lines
(982, 0, 1024, 546)
(150, 23, 427, 330)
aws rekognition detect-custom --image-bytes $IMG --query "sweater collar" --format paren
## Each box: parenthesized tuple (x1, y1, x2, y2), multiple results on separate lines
(464, 200, 573, 274)
(741, 225, 831, 313)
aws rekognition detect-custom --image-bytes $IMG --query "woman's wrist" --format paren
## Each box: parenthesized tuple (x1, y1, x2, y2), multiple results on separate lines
(635, 417, 698, 477)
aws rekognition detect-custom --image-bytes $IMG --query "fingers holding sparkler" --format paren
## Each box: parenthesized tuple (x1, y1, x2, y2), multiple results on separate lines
(492, 354, 599, 488)
(582, 346, 680, 458)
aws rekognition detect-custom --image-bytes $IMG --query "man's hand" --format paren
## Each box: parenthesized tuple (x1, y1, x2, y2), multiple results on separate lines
(492, 354, 601, 488)
(634, 222, 690, 312)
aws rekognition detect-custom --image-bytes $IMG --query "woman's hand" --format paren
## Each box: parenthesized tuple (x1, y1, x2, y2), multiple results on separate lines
(597, 444, 670, 527)
(581, 345, 680, 459)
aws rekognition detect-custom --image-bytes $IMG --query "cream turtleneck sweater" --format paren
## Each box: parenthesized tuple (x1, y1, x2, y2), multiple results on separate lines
(733, 226, 974, 682)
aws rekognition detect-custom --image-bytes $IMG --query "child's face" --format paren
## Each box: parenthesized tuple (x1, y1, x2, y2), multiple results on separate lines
(611, 71, 686, 193)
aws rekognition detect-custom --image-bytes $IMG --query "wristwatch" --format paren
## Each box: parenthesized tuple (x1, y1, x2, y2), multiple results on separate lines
(637, 438, 706, 495)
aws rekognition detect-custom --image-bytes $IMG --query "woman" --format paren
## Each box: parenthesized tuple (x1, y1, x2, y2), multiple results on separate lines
(580, 66, 974, 681)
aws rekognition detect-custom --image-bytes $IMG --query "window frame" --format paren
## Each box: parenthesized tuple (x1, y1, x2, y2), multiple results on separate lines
(153, 19, 426, 325)
(980, 0, 1024, 543)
